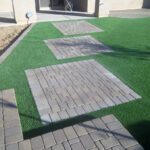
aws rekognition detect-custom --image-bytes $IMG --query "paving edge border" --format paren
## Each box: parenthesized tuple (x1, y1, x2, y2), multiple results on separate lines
(0, 23, 35, 64)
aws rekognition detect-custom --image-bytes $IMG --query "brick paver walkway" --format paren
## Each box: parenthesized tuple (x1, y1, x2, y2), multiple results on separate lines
(0, 89, 144, 150)
(52, 21, 103, 35)
(45, 35, 112, 59)
(25, 60, 141, 124)
(0, 89, 23, 150)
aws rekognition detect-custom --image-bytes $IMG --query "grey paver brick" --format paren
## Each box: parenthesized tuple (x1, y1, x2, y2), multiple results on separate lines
(5, 133, 23, 145)
(106, 121, 124, 131)
(53, 129, 67, 144)
(31, 136, 44, 150)
(89, 130, 108, 141)
(80, 134, 96, 149)
(63, 127, 78, 140)
(71, 142, 85, 150)
(58, 110, 69, 120)
(41, 114, 51, 124)
(73, 124, 88, 136)
(19, 140, 32, 150)
(50, 113, 60, 122)
(75, 106, 85, 115)
(42, 133, 56, 148)
(63, 141, 71, 150)
(6, 143, 18, 150)
(101, 137, 120, 149)
(69, 137, 80, 145)
(95, 141, 104, 150)
(101, 114, 118, 124)
(52, 144, 64, 150)
(66, 108, 77, 118)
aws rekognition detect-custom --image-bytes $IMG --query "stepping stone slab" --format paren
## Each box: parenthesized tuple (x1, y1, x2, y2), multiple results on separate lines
(45, 35, 112, 59)
(52, 20, 103, 35)
(25, 60, 141, 124)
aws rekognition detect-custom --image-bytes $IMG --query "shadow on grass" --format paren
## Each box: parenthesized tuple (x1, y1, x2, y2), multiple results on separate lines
(127, 121, 150, 150)
(102, 44, 150, 60)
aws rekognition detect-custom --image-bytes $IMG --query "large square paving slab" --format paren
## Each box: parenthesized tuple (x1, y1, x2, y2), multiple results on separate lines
(44, 35, 112, 59)
(25, 60, 141, 124)
(52, 20, 103, 35)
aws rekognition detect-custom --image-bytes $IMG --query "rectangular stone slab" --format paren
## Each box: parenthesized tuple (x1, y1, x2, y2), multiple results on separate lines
(52, 20, 103, 35)
(25, 60, 141, 124)
(44, 35, 112, 59)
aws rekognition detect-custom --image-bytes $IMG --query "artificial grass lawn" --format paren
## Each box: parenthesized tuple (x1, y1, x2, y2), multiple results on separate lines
(0, 17, 150, 149)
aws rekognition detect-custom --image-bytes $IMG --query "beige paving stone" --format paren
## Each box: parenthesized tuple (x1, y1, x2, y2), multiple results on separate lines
(6, 143, 19, 150)
(19, 140, 32, 150)
(63, 127, 78, 140)
(80, 134, 96, 149)
(42, 133, 56, 148)
(71, 142, 85, 150)
(63, 141, 71, 150)
(52, 21, 103, 35)
(52, 144, 64, 150)
(95, 141, 105, 150)
(101, 137, 120, 149)
(69, 137, 80, 145)
(73, 124, 88, 136)
(53, 129, 67, 144)
(31, 136, 44, 150)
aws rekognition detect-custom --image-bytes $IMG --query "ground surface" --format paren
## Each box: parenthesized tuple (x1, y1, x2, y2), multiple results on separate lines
(0, 89, 143, 150)
(26, 60, 140, 124)
(0, 25, 27, 52)
(0, 17, 150, 149)
(45, 35, 112, 59)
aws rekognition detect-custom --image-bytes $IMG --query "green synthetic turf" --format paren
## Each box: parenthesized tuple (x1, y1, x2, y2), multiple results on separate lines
(0, 17, 150, 149)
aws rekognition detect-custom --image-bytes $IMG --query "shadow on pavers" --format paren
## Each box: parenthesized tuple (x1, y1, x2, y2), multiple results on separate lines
(23, 114, 95, 139)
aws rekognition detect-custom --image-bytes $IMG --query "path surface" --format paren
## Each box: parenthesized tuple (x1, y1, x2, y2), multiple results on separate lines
(52, 21, 102, 35)
(45, 35, 112, 59)
(0, 89, 23, 150)
(25, 60, 141, 124)
(0, 89, 143, 150)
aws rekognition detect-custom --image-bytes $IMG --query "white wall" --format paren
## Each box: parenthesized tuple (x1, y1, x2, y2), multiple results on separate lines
(0, 0, 13, 13)
(13, 0, 37, 24)
(87, 0, 150, 14)
(109, 0, 144, 10)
